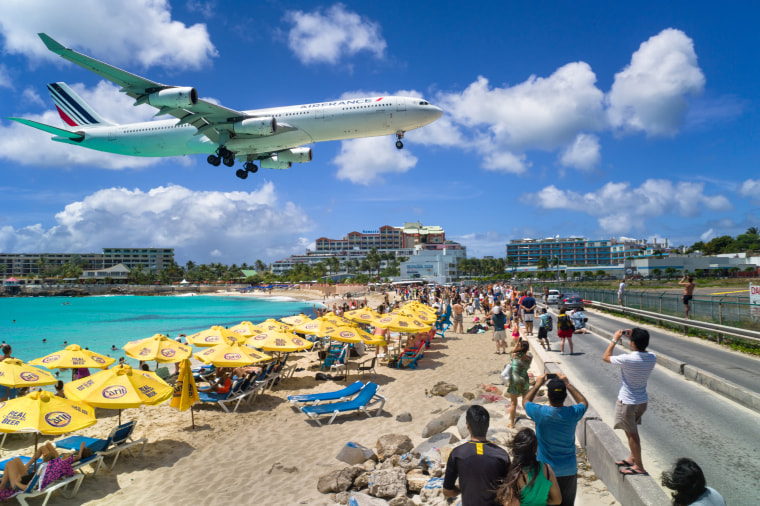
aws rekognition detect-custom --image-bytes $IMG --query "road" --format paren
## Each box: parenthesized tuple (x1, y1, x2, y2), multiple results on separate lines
(542, 306, 760, 504)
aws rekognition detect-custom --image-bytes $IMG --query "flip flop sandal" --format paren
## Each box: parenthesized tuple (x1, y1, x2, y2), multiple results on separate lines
(615, 459, 634, 467)
(620, 467, 649, 476)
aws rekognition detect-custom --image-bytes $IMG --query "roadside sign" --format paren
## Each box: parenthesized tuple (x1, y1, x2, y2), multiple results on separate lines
(751, 283, 760, 306)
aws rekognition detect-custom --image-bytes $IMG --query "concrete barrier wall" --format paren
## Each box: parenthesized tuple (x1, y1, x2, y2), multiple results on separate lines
(527, 338, 670, 506)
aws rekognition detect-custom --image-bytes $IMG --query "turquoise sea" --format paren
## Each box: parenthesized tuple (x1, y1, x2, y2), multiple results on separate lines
(0, 294, 314, 364)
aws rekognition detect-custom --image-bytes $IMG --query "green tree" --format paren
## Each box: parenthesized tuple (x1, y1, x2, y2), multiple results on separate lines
(537, 256, 549, 270)
(664, 267, 677, 279)
(651, 268, 662, 278)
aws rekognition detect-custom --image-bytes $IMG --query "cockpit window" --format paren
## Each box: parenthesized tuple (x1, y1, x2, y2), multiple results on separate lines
(419, 101, 429, 106)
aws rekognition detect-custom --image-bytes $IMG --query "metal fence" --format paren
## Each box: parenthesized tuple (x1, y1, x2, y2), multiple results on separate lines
(562, 286, 757, 328)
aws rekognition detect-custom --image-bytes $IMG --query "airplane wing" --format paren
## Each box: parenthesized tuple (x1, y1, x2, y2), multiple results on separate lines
(38, 33, 268, 144)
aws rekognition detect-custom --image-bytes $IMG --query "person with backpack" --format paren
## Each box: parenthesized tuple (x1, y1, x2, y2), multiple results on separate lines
(556, 307, 575, 355)
(537, 308, 552, 351)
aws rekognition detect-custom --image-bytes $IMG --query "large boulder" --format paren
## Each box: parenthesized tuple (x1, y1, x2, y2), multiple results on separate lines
(317, 465, 365, 494)
(430, 381, 458, 396)
(377, 434, 414, 460)
(413, 432, 459, 456)
(349, 491, 390, 506)
(368, 467, 408, 498)
(419, 477, 447, 505)
(421, 405, 469, 438)
(337, 442, 377, 465)
(406, 469, 429, 493)
(389, 497, 416, 506)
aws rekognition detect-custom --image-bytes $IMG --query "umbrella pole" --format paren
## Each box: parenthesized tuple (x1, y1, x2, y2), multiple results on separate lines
(191, 407, 195, 430)
(119, 409, 122, 425)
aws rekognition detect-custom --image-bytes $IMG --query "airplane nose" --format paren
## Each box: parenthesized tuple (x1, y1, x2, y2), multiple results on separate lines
(431, 105, 443, 120)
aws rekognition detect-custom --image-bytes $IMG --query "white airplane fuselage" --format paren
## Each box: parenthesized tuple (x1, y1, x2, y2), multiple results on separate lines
(56, 96, 440, 158)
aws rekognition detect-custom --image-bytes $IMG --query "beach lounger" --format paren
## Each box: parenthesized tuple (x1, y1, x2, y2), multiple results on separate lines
(286, 380, 365, 406)
(436, 321, 451, 339)
(300, 382, 386, 426)
(397, 341, 425, 369)
(14, 461, 85, 506)
(54, 420, 147, 471)
(197, 378, 252, 413)
(321, 343, 348, 371)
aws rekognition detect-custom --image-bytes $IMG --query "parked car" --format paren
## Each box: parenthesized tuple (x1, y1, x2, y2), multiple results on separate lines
(559, 292, 584, 310)
(547, 289, 560, 305)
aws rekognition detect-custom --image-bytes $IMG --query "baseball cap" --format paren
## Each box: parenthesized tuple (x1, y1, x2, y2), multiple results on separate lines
(546, 378, 567, 404)
(493, 306, 501, 314)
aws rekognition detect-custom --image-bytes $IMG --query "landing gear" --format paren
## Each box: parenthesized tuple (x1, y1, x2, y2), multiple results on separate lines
(223, 155, 235, 167)
(207, 154, 221, 166)
(235, 169, 248, 179)
(244, 161, 258, 173)
(395, 130, 405, 150)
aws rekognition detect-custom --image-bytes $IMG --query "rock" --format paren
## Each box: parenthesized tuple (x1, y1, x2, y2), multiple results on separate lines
(368, 467, 408, 499)
(389, 497, 416, 506)
(412, 432, 459, 456)
(354, 471, 372, 489)
(396, 452, 421, 471)
(349, 491, 390, 506)
(421, 405, 469, 438)
(378, 459, 395, 470)
(337, 442, 377, 465)
(335, 491, 350, 504)
(317, 465, 365, 494)
(429, 381, 458, 396)
(419, 477, 446, 504)
(462, 391, 475, 400)
(443, 393, 465, 404)
(419, 449, 443, 478)
(406, 469, 429, 493)
(376, 434, 414, 460)
(395, 412, 413, 422)
(362, 459, 377, 472)
(456, 411, 468, 439)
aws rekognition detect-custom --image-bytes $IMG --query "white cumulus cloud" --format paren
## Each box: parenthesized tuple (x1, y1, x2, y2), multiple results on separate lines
(526, 179, 732, 234)
(607, 28, 705, 136)
(285, 4, 386, 65)
(333, 137, 418, 185)
(738, 178, 760, 199)
(0, 183, 313, 264)
(559, 134, 601, 171)
(0, 0, 217, 70)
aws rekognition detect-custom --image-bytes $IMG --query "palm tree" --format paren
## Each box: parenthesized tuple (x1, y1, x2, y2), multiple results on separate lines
(747, 227, 758, 235)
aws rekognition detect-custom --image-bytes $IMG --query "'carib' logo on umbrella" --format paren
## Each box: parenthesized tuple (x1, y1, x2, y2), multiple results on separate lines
(139, 348, 151, 356)
(92, 356, 106, 364)
(380, 317, 392, 323)
(223, 353, 241, 360)
(102, 385, 128, 400)
(360, 314, 371, 320)
(305, 323, 317, 329)
(340, 331, 354, 338)
(399, 321, 408, 327)
(293, 338, 304, 345)
(161, 349, 176, 358)
(20, 372, 39, 382)
(205, 336, 220, 343)
(42, 355, 60, 363)
(45, 411, 72, 428)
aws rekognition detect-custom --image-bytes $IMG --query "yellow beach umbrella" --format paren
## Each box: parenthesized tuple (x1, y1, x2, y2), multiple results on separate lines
(280, 314, 312, 326)
(187, 326, 244, 347)
(123, 334, 192, 363)
(398, 307, 437, 324)
(0, 391, 97, 451)
(291, 317, 337, 336)
(29, 344, 115, 370)
(343, 308, 382, 325)
(194, 340, 272, 368)
(373, 313, 431, 333)
(404, 301, 438, 317)
(0, 359, 57, 388)
(170, 359, 200, 429)
(64, 365, 173, 425)
(245, 331, 314, 353)
(322, 312, 358, 327)
(253, 319, 292, 333)
(325, 326, 387, 346)
(228, 321, 262, 338)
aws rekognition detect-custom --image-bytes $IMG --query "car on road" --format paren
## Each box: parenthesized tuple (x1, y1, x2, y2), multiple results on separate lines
(559, 292, 584, 310)
(547, 289, 560, 305)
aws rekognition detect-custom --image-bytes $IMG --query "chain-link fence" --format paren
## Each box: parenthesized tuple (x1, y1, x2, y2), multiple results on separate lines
(562, 286, 758, 328)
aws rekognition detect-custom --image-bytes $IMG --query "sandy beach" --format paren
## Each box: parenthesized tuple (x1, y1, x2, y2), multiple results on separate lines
(1, 289, 619, 505)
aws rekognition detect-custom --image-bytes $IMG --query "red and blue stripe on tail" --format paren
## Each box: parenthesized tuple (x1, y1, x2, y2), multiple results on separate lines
(47, 82, 112, 127)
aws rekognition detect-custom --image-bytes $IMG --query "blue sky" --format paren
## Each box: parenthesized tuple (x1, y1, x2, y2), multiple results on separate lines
(0, 1, 758, 265)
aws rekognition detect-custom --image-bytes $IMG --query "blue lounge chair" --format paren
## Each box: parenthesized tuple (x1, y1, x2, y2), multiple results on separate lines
(287, 380, 365, 406)
(436, 320, 451, 339)
(197, 378, 255, 413)
(13, 460, 85, 506)
(397, 341, 425, 369)
(54, 420, 147, 471)
(300, 382, 386, 426)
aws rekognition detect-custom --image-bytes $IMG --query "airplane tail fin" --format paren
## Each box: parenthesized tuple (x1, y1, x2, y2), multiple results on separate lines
(47, 82, 113, 127)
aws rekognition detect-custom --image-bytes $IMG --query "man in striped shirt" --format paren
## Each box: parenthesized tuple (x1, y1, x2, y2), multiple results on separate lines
(603, 327, 656, 476)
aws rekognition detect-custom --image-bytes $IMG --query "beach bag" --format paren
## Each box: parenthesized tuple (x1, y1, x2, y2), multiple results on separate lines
(546, 315, 553, 331)
(558, 314, 573, 331)
(500, 362, 512, 382)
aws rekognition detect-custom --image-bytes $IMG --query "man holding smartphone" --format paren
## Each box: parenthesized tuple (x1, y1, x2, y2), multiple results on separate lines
(603, 328, 657, 476)
(523, 373, 588, 506)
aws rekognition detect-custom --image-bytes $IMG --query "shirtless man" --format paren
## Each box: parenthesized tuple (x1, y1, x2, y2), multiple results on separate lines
(452, 300, 464, 334)
(678, 275, 696, 318)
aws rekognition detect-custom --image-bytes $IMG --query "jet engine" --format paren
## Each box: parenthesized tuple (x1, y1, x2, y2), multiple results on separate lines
(260, 157, 291, 170)
(147, 87, 198, 108)
(277, 147, 312, 163)
(232, 117, 277, 136)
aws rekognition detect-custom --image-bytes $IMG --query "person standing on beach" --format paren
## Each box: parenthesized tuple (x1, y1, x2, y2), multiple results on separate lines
(678, 275, 696, 318)
(524, 374, 588, 506)
(443, 405, 510, 505)
(603, 328, 656, 477)
(452, 299, 464, 334)
(490, 306, 508, 355)
(521, 291, 536, 336)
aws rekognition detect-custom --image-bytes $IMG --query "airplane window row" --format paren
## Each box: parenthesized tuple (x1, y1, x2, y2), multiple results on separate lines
(342, 104, 392, 110)
(124, 124, 189, 133)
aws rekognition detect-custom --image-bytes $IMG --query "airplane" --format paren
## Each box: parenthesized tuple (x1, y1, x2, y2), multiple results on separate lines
(10, 33, 443, 179)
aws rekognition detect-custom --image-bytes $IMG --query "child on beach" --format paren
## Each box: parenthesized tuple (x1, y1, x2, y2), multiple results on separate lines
(511, 318, 521, 341)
